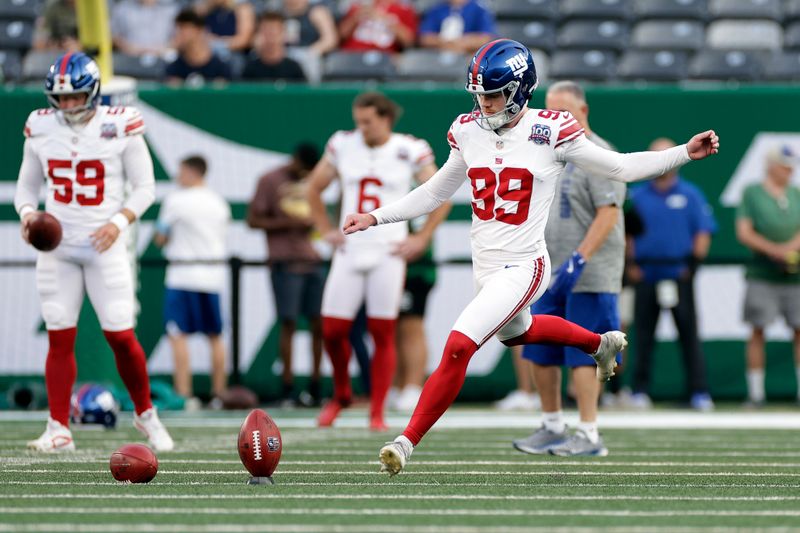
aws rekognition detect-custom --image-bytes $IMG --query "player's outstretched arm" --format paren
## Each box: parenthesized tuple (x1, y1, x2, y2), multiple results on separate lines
(343, 213, 377, 235)
(562, 131, 720, 183)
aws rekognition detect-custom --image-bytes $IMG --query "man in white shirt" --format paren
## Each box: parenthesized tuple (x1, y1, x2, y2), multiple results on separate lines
(155, 155, 231, 408)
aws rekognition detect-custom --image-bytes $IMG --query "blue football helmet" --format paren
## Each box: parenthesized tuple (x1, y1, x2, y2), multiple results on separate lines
(466, 39, 538, 130)
(44, 52, 101, 124)
(70, 384, 119, 429)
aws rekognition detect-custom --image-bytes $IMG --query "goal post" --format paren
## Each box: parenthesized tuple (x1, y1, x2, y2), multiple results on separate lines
(75, 0, 113, 80)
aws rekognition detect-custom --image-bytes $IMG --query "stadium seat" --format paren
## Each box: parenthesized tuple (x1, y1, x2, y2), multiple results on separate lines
(322, 51, 396, 81)
(762, 51, 800, 80)
(786, 0, 800, 22)
(631, 20, 705, 52)
(549, 50, 616, 81)
(495, 21, 556, 53)
(396, 49, 467, 82)
(688, 49, 761, 80)
(21, 49, 58, 80)
(0, 0, 40, 21)
(708, 0, 783, 21)
(707, 20, 782, 51)
(556, 20, 629, 52)
(0, 48, 21, 81)
(560, 0, 631, 21)
(784, 22, 800, 50)
(530, 49, 549, 82)
(617, 50, 689, 81)
(492, 0, 559, 21)
(632, 0, 709, 21)
(0, 20, 32, 50)
(112, 53, 167, 81)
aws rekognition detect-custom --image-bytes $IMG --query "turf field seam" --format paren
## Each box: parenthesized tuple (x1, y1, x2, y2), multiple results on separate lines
(6, 460, 800, 467)
(5, 481, 799, 488)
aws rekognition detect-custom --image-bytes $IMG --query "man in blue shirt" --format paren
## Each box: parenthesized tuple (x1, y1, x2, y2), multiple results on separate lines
(419, 0, 495, 54)
(627, 138, 717, 411)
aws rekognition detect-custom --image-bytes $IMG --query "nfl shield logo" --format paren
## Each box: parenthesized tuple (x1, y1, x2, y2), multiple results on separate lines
(100, 123, 118, 139)
(528, 123, 551, 145)
(267, 437, 280, 452)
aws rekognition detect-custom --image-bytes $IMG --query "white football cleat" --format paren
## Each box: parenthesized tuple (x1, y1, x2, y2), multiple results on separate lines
(379, 436, 414, 476)
(134, 407, 174, 452)
(27, 417, 75, 453)
(592, 331, 627, 382)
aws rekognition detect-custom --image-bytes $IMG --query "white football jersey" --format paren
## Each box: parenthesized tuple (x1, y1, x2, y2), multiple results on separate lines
(23, 105, 146, 245)
(325, 130, 434, 245)
(447, 108, 584, 265)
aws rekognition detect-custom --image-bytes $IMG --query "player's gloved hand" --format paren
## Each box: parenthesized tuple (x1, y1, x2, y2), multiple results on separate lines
(393, 233, 428, 261)
(548, 251, 586, 299)
(342, 213, 377, 235)
(91, 223, 120, 253)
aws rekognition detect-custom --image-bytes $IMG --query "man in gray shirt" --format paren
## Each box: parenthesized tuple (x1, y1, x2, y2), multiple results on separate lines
(512, 81, 626, 456)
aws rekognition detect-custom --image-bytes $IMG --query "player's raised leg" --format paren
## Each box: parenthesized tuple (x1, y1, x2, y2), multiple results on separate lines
(28, 251, 84, 452)
(86, 239, 173, 451)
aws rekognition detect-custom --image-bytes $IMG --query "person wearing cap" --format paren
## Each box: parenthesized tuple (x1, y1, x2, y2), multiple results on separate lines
(627, 137, 717, 411)
(736, 144, 800, 407)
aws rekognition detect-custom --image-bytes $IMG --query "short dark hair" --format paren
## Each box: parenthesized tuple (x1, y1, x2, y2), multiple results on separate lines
(353, 92, 402, 124)
(258, 10, 285, 25)
(292, 142, 320, 171)
(181, 155, 207, 176)
(175, 8, 205, 28)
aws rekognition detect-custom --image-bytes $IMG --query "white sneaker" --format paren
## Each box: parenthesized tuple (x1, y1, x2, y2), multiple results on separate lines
(27, 417, 75, 453)
(395, 385, 422, 412)
(386, 387, 401, 410)
(494, 390, 541, 411)
(627, 392, 653, 410)
(592, 331, 627, 382)
(379, 436, 414, 476)
(134, 407, 174, 452)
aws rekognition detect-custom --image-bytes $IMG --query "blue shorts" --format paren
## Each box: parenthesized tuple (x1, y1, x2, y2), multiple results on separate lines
(522, 291, 621, 368)
(164, 288, 223, 336)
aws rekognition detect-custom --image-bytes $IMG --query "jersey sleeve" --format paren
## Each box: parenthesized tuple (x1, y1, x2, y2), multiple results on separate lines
(122, 106, 146, 137)
(23, 109, 54, 139)
(324, 130, 347, 167)
(14, 139, 45, 217)
(554, 111, 585, 148)
(409, 137, 435, 172)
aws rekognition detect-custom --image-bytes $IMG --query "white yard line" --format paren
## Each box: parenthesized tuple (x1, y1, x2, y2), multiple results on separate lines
(3, 481, 797, 488)
(3, 507, 800, 517)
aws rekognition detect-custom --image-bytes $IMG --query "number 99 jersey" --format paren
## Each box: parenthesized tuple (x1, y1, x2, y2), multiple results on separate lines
(447, 108, 584, 268)
(22, 105, 146, 246)
(325, 129, 434, 246)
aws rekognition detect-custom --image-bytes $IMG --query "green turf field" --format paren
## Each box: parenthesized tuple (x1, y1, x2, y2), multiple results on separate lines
(2, 409, 800, 532)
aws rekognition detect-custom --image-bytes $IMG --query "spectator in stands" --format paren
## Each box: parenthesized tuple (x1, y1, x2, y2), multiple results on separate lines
(166, 9, 232, 85)
(736, 145, 800, 407)
(154, 155, 231, 410)
(628, 138, 716, 411)
(33, 0, 79, 51)
(282, 0, 338, 55)
(247, 143, 324, 407)
(111, 0, 179, 58)
(242, 12, 307, 81)
(419, 0, 495, 54)
(195, 0, 255, 53)
(339, 0, 417, 53)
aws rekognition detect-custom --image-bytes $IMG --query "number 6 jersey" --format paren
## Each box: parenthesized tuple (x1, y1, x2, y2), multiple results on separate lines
(325, 129, 434, 246)
(15, 106, 155, 246)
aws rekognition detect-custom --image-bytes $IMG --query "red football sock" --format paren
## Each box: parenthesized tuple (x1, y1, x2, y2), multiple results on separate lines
(46, 328, 78, 426)
(402, 330, 478, 446)
(322, 316, 354, 404)
(502, 314, 601, 353)
(366, 318, 397, 422)
(104, 329, 152, 415)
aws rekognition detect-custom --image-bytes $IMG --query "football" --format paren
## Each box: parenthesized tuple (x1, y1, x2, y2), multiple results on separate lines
(238, 408, 282, 478)
(109, 443, 158, 483)
(27, 212, 62, 251)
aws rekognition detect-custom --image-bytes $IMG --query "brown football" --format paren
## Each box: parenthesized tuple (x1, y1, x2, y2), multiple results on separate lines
(238, 409, 282, 478)
(28, 212, 62, 251)
(109, 443, 158, 483)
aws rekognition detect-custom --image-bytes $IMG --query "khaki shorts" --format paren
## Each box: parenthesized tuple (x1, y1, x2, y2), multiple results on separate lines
(743, 280, 800, 329)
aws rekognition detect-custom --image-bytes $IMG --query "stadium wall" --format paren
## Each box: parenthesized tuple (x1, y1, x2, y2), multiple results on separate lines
(1, 84, 799, 406)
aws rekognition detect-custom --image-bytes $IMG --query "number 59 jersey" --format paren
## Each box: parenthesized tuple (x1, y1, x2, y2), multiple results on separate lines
(447, 108, 584, 266)
(22, 105, 146, 245)
(325, 130, 434, 246)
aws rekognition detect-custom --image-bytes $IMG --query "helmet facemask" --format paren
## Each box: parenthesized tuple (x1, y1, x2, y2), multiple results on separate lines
(468, 80, 523, 131)
(47, 88, 97, 124)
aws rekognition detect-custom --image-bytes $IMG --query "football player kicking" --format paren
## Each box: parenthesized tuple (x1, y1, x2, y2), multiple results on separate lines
(14, 53, 174, 452)
(307, 92, 450, 431)
(342, 40, 720, 474)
